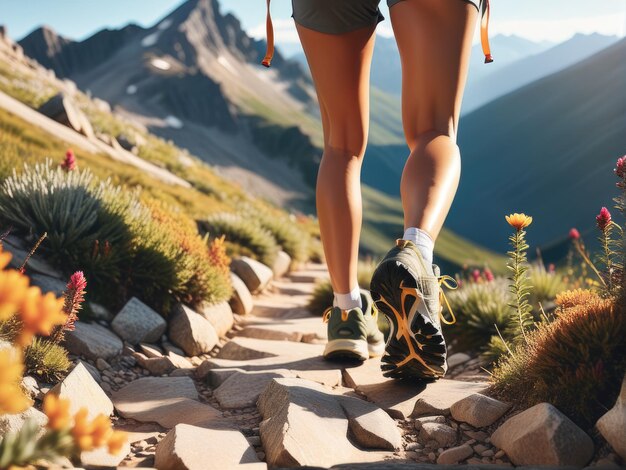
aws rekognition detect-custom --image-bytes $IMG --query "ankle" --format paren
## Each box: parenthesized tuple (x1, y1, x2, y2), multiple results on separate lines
(333, 285, 362, 310)
(403, 227, 434, 266)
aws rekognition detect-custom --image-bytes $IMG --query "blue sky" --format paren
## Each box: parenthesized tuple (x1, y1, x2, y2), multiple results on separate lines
(2, 0, 625, 56)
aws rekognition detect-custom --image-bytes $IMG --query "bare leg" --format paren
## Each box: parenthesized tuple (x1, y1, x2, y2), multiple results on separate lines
(390, 0, 478, 240)
(295, 23, 376, 295)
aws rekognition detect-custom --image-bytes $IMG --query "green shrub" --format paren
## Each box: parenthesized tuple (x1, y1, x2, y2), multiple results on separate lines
(251, 210, 309, 263)
(489, 293, 626, 429)
(23, 337, 71, 382)
(199, 212, 279, 267)
(528, 264, 568, 314)
(445, 278, 512, 352)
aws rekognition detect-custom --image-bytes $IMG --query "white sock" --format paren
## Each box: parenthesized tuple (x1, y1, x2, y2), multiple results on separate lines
(403, 227, 434, 266)
(333, 285, 362, 310)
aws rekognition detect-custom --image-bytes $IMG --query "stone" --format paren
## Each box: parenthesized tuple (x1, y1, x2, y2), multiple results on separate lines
(112, 297, 166, 345)
(214, 369, 295, 409)
(29, 273, 66, 295)
(140, 343, 163, 358)
(450, 393, 511, 427)
(231, 256, 273, 294)
(414, 415, 446, 429)
(95, 358, 111, 370)
(0, 407, 47, 438)
(258, 377, 400, 467)
(169, 304, 219, 356)
(112, 377, 227, 429)
(78, 359, 101, 383)
(167, 351, 194, 369)
(21, 375, 39, 398)
(4, 244, 62, 279)
(597, 375, 626, 460)
(48, 362, 113, 420)
(272, 250, 292, 278)
(38, 92, 94, 138)
(437, 444, 474, 464)
(418, 423, 457, 448)
(81, 440, 130, 467)
(64, 322, 123, 360)
(155, 424, 263, 470)
(163, 342, 186, 357)
(238, 316, 326, 343)
(135, 354, 176, 375)
(216, 337, 322, 361)
(229, 272, 254, 315)
(491, 402, 594, 467)
(197, 301, 234, 337)
(88, 302, 113, 321)
(447, 352, 472, 369)
(343, 358, 488, 419)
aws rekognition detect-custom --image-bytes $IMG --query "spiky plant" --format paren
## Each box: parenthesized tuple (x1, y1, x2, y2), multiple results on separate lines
(199, 212, 279, 267)
(490, 292, 626, 429)
(527, 264, 568, 316)
(24, 337, 71, 381)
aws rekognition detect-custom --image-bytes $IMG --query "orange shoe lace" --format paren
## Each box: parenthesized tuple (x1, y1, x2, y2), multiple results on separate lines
(481, 0, 494, 63)
(262, 0, 274, 67)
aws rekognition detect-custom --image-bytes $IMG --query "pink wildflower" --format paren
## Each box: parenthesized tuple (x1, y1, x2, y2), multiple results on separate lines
(569, 228, 580, 240)
(483, 267, 494, 282)
(596, 207, 611, 231)
(61, 271, 87, 332)
(615, 155, 626, 179)
(61, 149, 77, 171)
(471, 269, 481, 283)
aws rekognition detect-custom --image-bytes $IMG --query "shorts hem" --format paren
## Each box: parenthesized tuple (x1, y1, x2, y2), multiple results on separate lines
(291, 16, 384, 35)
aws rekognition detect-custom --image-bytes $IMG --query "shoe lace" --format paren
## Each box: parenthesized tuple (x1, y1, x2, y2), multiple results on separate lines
(437, 275, 458, 325)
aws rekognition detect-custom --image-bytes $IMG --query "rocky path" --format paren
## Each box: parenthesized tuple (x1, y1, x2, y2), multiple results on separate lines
(98, 263, 525, 470)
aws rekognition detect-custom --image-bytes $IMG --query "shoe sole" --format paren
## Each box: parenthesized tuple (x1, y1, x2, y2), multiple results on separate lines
(323, 339, 376, 362)
(370, 259, 447, 380)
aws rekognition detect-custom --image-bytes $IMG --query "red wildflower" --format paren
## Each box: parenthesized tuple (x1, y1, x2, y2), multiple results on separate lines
(483, 267, 494, 282)
(61, 149, 77, 171)
(596, 207, 611, 231)
(471, 269, 481, 283)
(61, 271, 87, 333)
(569, 228, 580, 240)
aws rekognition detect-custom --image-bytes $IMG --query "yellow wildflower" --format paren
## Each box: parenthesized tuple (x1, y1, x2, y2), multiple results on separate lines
(107, 430, 128, 455)
(17, 287, 67, 347)
(0, 267, 30, 321)
(0, 348, 32, 414)
(505, 213, 533, 231)
(90, 414, 113, 447)
(43, 393, 72, 431)
(71, 408, 95, 451)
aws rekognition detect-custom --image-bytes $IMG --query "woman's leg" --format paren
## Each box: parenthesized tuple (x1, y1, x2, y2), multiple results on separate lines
(295, 23, 376, 300)
(390, 0, 478, 241)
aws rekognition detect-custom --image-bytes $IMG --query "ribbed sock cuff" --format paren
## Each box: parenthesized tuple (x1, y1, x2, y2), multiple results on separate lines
(333, 285, 362, 310)
(403, 227, 434, 266)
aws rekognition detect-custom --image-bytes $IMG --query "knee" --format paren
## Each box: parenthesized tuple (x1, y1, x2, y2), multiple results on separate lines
(407, 128, 459, 155)
(325, 122, 368, 160)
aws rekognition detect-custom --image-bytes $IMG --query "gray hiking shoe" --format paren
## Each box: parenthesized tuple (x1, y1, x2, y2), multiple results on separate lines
(369, 238, 455, 380)
(323, 288, 385, 361)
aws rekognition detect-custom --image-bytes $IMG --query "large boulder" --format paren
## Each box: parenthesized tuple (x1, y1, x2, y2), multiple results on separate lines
(491, 402, 594, 467)
(597, 375, 626, 460)
(38, 93, 94, 138)
(258, 378, 401, 467)
(230, 256, 273, 294)
(450, 393, 511, 427)
(168, 304, 219, 356)
(229, 272, 254, 315)
(64, 322, 123, 360)
(111, 297, 166, 345)
(155, 424, 264, 470)
(197, 301, 234, 337)
(47, 362, 113, 420)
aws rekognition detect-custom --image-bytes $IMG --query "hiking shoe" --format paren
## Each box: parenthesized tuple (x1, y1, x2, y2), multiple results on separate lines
(369, 239, 452, 380)
(323, 288, 385, 361)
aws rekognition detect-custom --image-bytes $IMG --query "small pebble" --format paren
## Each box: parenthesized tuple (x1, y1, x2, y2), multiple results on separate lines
(256, 451, 265, 461)
(428, 452, 436, 461)
(247, 436, 261, 447)
(474, 444, 489, 454)
(406, 442, 423, 451)
(405, 451, 419, 460)
(495, 450, 505, 459)
(481, 450, 495, 457)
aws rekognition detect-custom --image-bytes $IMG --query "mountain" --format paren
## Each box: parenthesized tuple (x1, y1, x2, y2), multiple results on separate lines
(446, 37, 626, 253)
(462, 33, 620, 114)
(19, 0, 321, 210)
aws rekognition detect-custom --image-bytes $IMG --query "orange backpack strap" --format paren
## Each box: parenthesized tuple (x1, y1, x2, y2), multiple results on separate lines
(262, 0, 274, 67)
(481, 0, 493, 63)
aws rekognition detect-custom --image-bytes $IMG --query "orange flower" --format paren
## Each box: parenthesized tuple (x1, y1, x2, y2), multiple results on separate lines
(43, 393, 72, 431)
(0, 348, 32, 414)
(0, 250, 30, 319)
(107, 430, 128, 455)
(72, 408, 95, 451)
(90, 414, 113, 447)
(17, 287, 67, 346)
(505, 213, 533, 231)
